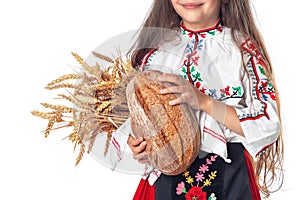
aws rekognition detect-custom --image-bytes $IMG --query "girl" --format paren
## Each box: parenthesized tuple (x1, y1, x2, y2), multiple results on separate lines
(111, 0, 283, 199)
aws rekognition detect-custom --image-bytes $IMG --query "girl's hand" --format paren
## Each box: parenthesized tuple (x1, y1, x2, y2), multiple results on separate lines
(158, 73, 245, 136)
(127, 135, 149, 164)
(158, 73, 210, 111)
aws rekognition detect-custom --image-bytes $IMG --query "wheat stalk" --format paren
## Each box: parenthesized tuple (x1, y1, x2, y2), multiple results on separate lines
(92, 51, 114, 63)
(40, 103, 73, 113)
(56, 94, 73, 102)
(47, 74, 80, 87)
(75, 143, 85, 166)
(71, 52, 100, 78)
(44, 112, 62, 137)
(45, 83, 79, 90)
(31, 110, 57, 120)
(96, 101, 111, 112)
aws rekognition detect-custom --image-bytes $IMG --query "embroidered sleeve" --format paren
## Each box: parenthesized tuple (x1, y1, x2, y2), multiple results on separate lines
(234, 39, 280, 157)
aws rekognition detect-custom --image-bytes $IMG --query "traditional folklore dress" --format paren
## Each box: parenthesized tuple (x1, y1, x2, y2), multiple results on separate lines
(109, 19, 280, 200)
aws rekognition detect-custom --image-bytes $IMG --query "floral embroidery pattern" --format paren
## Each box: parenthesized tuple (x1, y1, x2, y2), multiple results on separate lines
(185, 39, 204, 54)
(185, 186, 207, 200)
(180, 22, 243, 102)
(208, 193, 217, 200)
(176, 181, 186, 195)
(180, 21, 222, 89)
(176, 155, 219, 200)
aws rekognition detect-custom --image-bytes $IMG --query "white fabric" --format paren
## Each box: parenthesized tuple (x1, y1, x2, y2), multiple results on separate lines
(108, 23, 280, 185)
(109, 118, 132, 170)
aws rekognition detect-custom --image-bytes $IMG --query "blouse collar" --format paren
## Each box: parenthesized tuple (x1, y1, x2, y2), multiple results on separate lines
(180, 19, 223, 38)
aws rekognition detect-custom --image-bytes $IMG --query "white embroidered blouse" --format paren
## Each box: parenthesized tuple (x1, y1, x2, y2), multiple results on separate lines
(108, 19, 280, 185)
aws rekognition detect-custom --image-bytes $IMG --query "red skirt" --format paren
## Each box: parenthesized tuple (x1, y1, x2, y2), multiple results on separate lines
(133, 179, 155, 200)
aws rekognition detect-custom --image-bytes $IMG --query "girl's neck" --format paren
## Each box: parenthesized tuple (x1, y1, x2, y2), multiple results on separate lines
(182, 19, 220, 31)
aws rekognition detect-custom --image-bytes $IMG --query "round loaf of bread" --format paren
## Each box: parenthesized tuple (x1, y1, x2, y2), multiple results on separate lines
(126, 70, 200, 175)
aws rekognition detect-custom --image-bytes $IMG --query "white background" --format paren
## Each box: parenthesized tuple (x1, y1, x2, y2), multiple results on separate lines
(0, 0, 298, 199)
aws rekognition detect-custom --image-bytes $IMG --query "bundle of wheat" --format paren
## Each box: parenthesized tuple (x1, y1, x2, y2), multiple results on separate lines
(32, 52, 137, 165)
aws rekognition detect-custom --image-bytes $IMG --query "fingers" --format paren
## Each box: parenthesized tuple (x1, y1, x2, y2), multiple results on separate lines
(133, 141, 148, 163)
(135, 151, 149, 164)
(158, 73, 185, 85)
(128, 136, 146, 153)
(127, 135, 144, 147)
(159, 84, 195, 106)
(160, 85, 183, 95)
(133, 140, 147, 155)
(169, 95, 186, 106)
(158, 73, 188, 96)
(158, 73, 192, 97)
(158, 73, 200, 108)
(127, 135, 149, 163)
(160, 86, 184, 106)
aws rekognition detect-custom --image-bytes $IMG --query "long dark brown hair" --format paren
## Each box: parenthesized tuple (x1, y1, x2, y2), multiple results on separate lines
(131, 0, 284, 197)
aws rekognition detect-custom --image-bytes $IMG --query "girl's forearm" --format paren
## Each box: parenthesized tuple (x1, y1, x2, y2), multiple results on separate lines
(202, 96, 245, 137)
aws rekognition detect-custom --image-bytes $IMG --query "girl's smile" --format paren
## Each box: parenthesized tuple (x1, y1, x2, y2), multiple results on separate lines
(181, 3, 203, 9)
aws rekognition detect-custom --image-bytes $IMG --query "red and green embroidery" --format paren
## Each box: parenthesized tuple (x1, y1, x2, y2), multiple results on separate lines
(239, 39, 276, 121)
(176, 155, 219, 200)
(180, 62, 244, 101)
(181, 20, 223, 39)
(180, 22, 244, 101)
(257, 65, 276, 101)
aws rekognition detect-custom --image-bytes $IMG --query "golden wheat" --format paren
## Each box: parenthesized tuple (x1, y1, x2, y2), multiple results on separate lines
(92, 51, 114, 63)
(75, 144, 85, 166)
(47, 74, 80, 87)
(44, 112, 62, 137)
(40, 103, 73, 113)
(31, 110, 56, 120)
(32, 52, 135, 165)
(45, 83, 79, 90)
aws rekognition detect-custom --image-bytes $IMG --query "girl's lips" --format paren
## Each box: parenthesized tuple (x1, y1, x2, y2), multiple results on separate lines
(182, 3, 202, 9)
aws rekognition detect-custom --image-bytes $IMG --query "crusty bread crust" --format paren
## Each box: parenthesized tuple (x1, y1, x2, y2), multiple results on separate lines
(127, 70, 200, 175)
